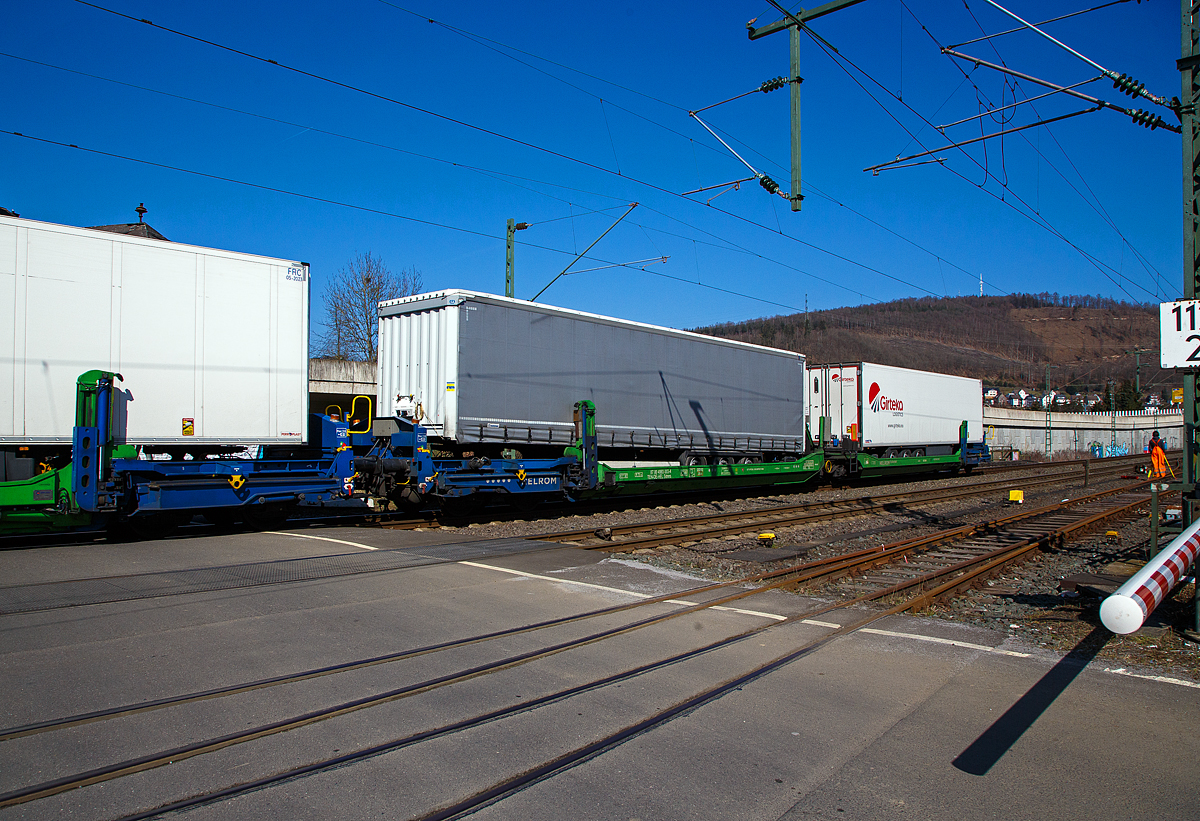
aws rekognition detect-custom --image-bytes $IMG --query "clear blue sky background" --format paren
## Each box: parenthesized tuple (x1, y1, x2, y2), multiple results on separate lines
(2, 0, 1183, 332)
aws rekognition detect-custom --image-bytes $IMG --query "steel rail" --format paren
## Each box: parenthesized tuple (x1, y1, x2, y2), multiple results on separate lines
(0, 480, 1147, 806)
(771, 484, 1145, 591)
(536, 461, 1146, 549)
(5, 483, 1147, 815)
(402, 489, 1153, 820)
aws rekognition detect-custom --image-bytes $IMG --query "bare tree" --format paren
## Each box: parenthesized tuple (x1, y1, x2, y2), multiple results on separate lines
(314, 252, 423, 361)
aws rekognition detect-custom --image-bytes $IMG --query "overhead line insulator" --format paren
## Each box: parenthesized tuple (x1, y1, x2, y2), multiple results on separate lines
(760, 76, 790, 93)
(1112, 72, 1147, 99)
(1129, 109, 1167, 130)
(758, 175, 781, 195)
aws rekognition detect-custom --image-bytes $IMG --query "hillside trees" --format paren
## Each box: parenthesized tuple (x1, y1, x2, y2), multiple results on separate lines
(693, 293, 1162, 391)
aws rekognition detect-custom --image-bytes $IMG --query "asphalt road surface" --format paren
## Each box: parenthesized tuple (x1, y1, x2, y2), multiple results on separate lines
(2, 524, 1196, 820)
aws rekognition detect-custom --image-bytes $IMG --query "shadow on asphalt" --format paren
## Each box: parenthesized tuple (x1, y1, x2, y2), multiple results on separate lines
(952, 625, 1111, 776)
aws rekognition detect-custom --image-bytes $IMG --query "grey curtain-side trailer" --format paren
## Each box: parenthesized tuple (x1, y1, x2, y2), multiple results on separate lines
(376, 290, 807, 464)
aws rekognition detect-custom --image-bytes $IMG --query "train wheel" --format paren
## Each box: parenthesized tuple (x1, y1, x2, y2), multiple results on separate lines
(125, 512, 190, 540)
(243, 503, 295, 530)
(202, 509, 242, 529)
(509, 494, 542, 512)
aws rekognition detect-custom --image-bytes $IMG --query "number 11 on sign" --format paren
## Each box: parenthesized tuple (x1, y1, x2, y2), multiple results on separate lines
(1161, 300, 1200, 368)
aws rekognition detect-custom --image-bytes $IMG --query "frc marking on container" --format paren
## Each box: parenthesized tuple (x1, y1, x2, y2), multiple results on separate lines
(285, 266, 307, 282)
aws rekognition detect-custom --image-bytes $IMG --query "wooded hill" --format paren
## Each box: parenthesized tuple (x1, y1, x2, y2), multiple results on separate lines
(692, 294, 1168, 396)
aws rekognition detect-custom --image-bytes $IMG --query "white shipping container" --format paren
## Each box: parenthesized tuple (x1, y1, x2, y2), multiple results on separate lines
(0, 215, 310, 446)
(809, 362, 983, 452)
(377, 290, 807, 454)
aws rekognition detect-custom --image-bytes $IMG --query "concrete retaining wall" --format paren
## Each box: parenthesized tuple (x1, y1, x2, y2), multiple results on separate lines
(982, 407, 1183, 458)
(309, 358, 376, 396)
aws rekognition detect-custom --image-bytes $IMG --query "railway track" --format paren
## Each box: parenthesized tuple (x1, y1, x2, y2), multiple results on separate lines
(532, 456, 1147, 550)
(0, 451, 1153, 552)
(0, 454, 1149, 615)
(0, 478, 1149, 818)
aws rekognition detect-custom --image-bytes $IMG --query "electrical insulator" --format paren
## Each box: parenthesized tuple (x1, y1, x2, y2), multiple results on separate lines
(760, 76, 788, 93)
(1129, 109, 1163, 130)
(1112, 73, 1146, 99)
(759, 175, 781, 195)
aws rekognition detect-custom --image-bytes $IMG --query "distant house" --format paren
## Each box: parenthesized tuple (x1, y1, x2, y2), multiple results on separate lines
(87, 203, 169, 241)
(88, 220, 169, 241)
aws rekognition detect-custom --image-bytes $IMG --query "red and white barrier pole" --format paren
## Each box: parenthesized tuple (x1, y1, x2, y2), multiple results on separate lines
(1100, 517, 1200, 634)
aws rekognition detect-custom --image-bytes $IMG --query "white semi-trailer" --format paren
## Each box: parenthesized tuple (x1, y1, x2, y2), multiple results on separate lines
(0, 214, 310, 459)
(808, 362, 984, 457)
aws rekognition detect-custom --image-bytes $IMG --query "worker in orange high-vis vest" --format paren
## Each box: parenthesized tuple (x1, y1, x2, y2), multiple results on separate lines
(1148, 430, 1169, 479)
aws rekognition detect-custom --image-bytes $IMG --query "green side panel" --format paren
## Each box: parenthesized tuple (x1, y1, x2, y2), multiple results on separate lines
(0, 465, 93, 535)
(0, 464, 73, 509)
(584, 455, 823, 498)
(853, 452, 963, 479)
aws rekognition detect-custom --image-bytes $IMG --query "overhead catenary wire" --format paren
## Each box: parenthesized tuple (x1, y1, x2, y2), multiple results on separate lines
(937, 78, 1099, 130)
(685, 114, 1008, 295)
(690, 75, 796, 115)
(866, 106, 1103, 175)
(58, 1, 1047, 305)
(45, 0, 1160, 310)
(58, 2, 952, 303)
(531, 203, 639, 301)
(981, 0, 1172, 109)
(0, 49, 942, 304)
(394, 0, 1006, 299)
(688, 111, 791, 200)
(803, 17, 1160, 304)
(4, 127, 841, 314)
(930, 2, 1170, 297)
(940, 49, 1178, 132)
(947, 0, 1134, 50)
(374, 0, 687, 113)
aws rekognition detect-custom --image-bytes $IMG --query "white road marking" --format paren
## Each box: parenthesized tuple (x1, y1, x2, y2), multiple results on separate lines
(860, 627, 1032, 657)
(459, 561, 787, 620)
(266, 531, 379, 550)
(1103, 667, 1200, 690)
(710, 605, 787, 621)
(802, 619, 843, 629)
(458, 562, 1200, 689)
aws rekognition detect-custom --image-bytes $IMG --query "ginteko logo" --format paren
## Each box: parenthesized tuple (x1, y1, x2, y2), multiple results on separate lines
(868, 382, 904, 413)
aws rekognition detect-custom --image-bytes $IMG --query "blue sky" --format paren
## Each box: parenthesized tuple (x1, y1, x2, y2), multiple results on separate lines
(2, 0, 1183, 331)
